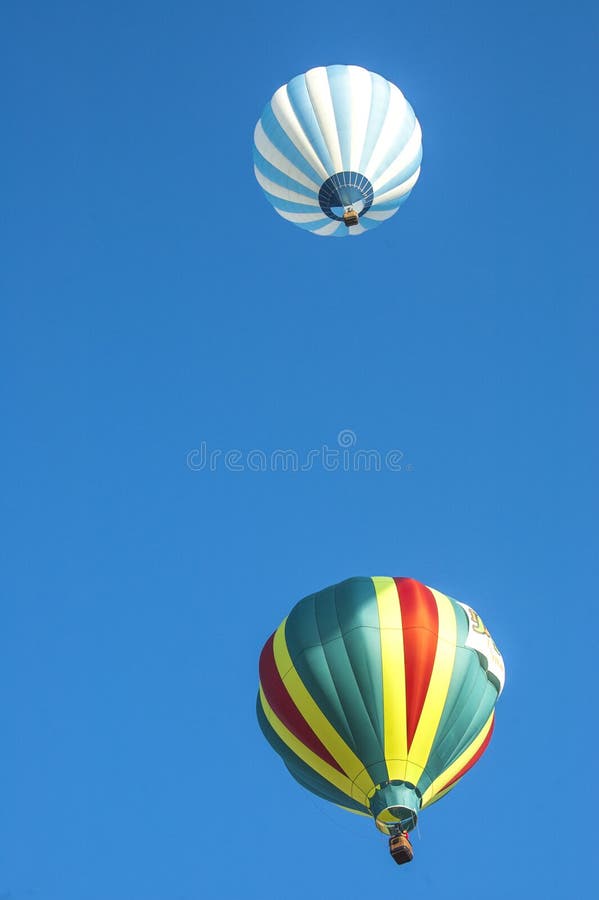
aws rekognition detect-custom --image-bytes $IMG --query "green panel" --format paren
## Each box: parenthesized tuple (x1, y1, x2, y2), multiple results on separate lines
(285, 589, 355, 745)
(413, 766, 434, 800)
(284, 761, 369, 815)
(256, 695, 367, 814)
(441, 680, 497, 762)
(330, 578, 385, 748)
(418, 601, 499, 790)
(285, 578, 386, 781)
(419, 648, 483, 788)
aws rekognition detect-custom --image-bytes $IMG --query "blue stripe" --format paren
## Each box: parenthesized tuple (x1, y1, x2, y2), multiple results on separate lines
(259, 102, 322, 185)
(374, 144, 422, 197)
(355, 216, 384, 232)
(369, 107, 417, 186)
(286, 72, 336, 176)
(368, 199, 403, 212)
(266, 195, 321, 215)
(271, 213, 333, 234)
(253, 149, 318, 201)
(371, 189, 414, 213)
(359, 71, 391, 174)
(327, 65, 353, 171)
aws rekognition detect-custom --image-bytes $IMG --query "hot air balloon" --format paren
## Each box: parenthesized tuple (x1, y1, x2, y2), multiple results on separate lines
(253, 65, 422, 236)
(257, 577, 504, 865)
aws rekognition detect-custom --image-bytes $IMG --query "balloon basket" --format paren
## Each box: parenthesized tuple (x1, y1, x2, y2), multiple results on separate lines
(389, 832, 414, 866)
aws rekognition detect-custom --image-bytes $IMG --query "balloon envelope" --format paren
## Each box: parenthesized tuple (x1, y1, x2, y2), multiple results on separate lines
(257, 577, 504, 833)
(253, 65, 422, 236)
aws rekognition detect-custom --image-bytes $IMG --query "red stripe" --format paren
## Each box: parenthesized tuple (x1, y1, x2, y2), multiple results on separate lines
(394, 578, 439, 751)
(259, 632, 344, 774)
(441, 716, 495, 794)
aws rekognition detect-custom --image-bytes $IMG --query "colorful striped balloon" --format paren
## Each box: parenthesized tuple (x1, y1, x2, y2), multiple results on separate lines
(253, 65, 422, 237)
(257, 577, 504, 836)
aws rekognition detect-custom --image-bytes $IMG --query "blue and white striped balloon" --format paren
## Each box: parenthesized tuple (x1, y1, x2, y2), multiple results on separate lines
(253, 65, 422, 237)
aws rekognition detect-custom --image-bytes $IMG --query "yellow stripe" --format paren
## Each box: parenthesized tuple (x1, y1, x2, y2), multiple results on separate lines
(334, 803, 370, 818)
(377, 808, 406, 824)
(421, 710, 495, 807)
(272, 620, 375, 802)
(422, 783, 456, 808)
(373, 576, 408, 780)
(258, 685, 369, 808)
(404, 588, 458, 784)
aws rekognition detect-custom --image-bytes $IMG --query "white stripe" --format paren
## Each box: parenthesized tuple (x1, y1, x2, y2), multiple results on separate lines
(372, 168, 421, 205)
(253, 166, 319, 206)
(312, 220, 342, 236)
(274, 208, 328, 224)
(364, 207, 399, 221)
(347, 66, 373, 173)
(305, 67, 343, 174)
(363, 83, 410, 182)
(348, 222, 367, 235)
(372, 124, 422, 193)
(254, 121, 320, 192)
(271, 86, 329, 182)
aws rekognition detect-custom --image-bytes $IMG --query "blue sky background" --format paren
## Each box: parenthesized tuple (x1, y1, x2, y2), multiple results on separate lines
(2, 1, 598, 898)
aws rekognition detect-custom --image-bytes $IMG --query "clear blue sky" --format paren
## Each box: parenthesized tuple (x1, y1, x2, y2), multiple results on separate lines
(2, 2, 597, 898)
